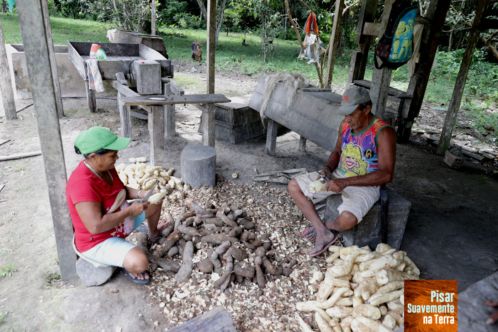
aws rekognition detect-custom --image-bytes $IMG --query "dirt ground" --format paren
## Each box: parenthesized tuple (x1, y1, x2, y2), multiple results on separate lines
(0, 69, 497, 331)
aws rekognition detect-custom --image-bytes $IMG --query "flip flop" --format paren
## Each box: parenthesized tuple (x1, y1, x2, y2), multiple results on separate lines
(123, 270, 151, 285)
(299, 226, 315, 238)
(309, 231, 340, 257)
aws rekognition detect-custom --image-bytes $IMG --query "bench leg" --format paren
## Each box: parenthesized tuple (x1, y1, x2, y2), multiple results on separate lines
(148, 106, 164, 165)
(265, 119, 278, 155)
(379, 186, 389, 244)
(117, 92, 132, 138)
(201, 105, 215, 147)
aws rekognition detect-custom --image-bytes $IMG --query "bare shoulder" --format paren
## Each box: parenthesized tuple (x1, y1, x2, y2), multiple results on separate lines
(378, 125, 396, 144)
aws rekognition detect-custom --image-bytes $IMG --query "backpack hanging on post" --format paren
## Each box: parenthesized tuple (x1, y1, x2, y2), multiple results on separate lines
(374, 1, 418, 69)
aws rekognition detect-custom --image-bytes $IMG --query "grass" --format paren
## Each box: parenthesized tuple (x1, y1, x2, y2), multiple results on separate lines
(0, 264, 16, 278)
(1, 13, 496, 137)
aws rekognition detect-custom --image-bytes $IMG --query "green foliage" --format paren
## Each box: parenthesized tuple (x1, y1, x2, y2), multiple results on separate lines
(160, 0, 203, 29)
(0, 311, 7, 325)
(0, 264, 16, 278)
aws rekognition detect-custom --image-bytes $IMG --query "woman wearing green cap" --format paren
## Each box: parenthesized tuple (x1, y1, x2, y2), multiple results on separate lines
(66, 126, 166, 285)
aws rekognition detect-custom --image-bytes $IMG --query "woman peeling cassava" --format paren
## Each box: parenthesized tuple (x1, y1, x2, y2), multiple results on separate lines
(66, 126, 167, 285)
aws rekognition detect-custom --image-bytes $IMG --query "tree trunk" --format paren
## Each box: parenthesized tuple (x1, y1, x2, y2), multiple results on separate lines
(196, 0, 207, 20)
(325, 0, 344, 89)
(437, 0, 490, 155)
(284, 0, 303, 48)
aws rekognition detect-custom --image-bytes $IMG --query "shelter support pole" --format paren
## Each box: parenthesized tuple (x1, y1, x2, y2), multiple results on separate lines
(396, 0, 451, 143)
(151, 0, 157, 35)
(203, 0, 216, 147)
(17, 0, 76, 280)
(437, 0, 489, 155)
(41, 0, 64, 118)
(0, 23, 16, 120)
(371, 68, 392, 120)
(348, 0, 378, 83)
(325, 0, 344, 89)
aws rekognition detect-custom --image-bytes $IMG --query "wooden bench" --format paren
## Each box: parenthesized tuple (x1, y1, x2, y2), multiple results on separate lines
(323, 187, 411, 250)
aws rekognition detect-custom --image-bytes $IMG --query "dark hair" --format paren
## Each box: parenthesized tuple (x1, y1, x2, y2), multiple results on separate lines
(358, 101, 373, 110)
(74, 147, 112, 159)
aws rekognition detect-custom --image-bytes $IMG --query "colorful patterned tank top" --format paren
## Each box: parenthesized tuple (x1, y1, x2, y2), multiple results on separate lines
(336, 118, 390, 177)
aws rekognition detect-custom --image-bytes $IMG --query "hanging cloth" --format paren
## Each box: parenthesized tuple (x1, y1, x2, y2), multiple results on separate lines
(304, 11, 319, 36)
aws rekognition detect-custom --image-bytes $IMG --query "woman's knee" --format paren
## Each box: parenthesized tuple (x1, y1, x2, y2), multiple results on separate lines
(123, 247, 149, 273)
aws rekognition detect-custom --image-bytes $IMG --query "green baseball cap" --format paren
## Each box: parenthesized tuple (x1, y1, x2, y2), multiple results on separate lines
(74, 126, 130, 155)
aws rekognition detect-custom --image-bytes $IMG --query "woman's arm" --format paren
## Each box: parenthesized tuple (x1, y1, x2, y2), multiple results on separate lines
(75, 201, 147, 234)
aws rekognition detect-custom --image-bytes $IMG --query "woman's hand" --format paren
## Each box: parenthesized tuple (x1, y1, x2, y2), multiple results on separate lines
(127, 202, 149, 217)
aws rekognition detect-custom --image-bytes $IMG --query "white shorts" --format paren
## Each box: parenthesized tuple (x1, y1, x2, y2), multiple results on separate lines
(294, 171, 380, 223)
(76, 212, 146, 268)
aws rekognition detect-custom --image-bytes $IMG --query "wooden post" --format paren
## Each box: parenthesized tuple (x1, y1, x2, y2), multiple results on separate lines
(163, 81, 176, 140)
(151, 0, 157, 35)
(201, 104, 216, 147)
(325, 0, 344, 89)
(17, 0, 76, 281)
(117, 92, 132, 138)
(148, 106, 164, 165)
(41, 0, 64, 118)
(437, 0, 489, 155)
(396, 0, 451, 142)
(265, 119, 278, 155)
(371, 67, 392, 120)
(348, 0, 378, 83)
(84, 62, 97, 113)
(0, 23, 16, 120)
(207, 0, 216, 94)
(203, 0, 216, 147)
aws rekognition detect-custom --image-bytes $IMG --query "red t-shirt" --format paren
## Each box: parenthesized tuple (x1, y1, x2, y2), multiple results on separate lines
(66, 161, 127, 252)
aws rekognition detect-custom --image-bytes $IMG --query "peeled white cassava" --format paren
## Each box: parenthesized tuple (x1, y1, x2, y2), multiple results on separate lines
(148, 191, 167, 204)
(309, 180, 327, 193)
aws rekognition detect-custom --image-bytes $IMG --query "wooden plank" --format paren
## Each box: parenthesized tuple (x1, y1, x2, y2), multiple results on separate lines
(115, 72, 128, 86)
(148, 106, 164, 165)
(130, 109, 148, 120)
(17, 0, 77, 280)
(0, 151, 41, 162)
(117, 92, 132, 138)
(122, 94, 230, 106)
(167, 307, 236, 332)
(397, 0, 451, 142)
(112, 80, 139, 97)
(353, 80, 411, 98)
(265, 119, 278, 156)
(325, 0, 345, 88)
(437, 0, 489, 155)
(201, 104, 215, 147)
(348, 0, 379, 83)
(207, 0, 216, 94)
(0, 24, 17, 120)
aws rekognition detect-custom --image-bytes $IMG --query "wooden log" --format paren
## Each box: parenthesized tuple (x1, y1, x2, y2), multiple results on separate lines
(437, 0, 489, 155)
(265, 119, 278, 156)
(149, 105, 164, 165)
(167, 307, 236, 332)
(17, 0, 77, 280)
(325, 0, 344, 88)
(0, 151, 42, 162)
(0, 24, 17, 120)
